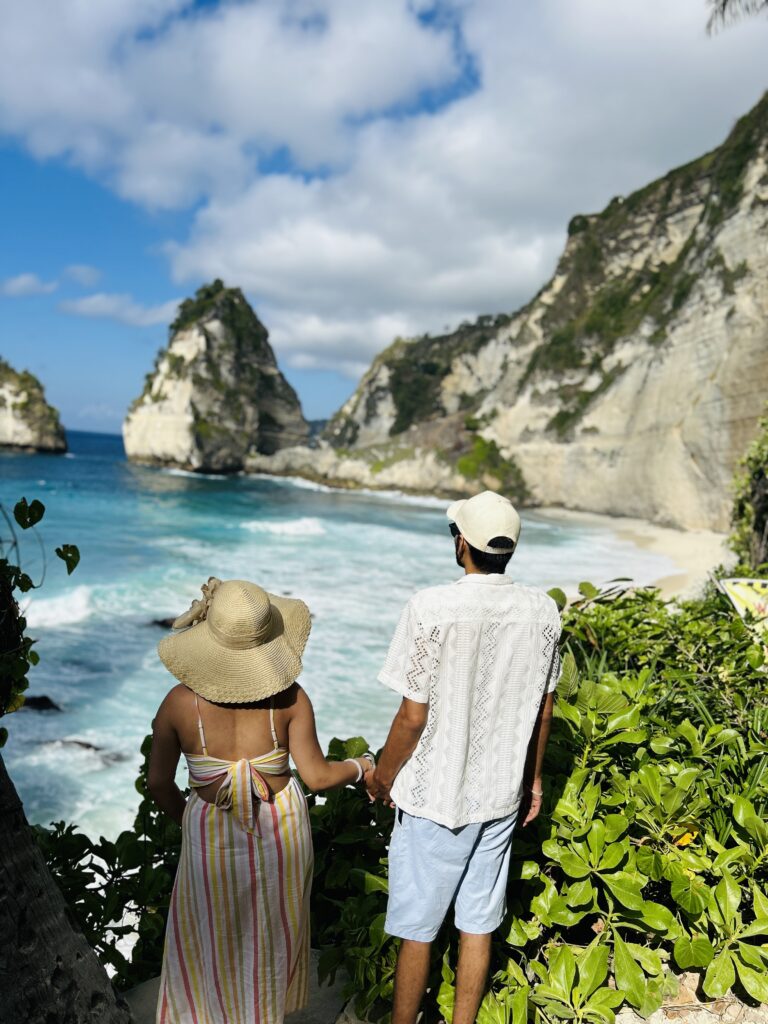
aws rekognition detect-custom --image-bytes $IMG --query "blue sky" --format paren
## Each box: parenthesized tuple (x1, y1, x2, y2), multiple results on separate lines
(0, 0, 766, 434)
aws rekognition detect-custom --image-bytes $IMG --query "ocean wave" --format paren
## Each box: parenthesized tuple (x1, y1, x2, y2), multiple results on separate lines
(25, 585, 92, 628)
(265, 473, 448, 510)
(64, 452, 76, 459)
(267, 475, 337, 494)
(162, 468, 227, 480)
(241, 517, 327, 536)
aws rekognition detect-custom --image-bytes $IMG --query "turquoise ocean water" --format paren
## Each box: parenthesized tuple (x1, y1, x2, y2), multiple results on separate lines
(1, 431, 674, 838)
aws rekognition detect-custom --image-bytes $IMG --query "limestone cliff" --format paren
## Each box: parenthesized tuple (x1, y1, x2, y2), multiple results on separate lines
(123, 281, 309, 472)
(0, 359, 67, 453)
(252, 92, 768, 529)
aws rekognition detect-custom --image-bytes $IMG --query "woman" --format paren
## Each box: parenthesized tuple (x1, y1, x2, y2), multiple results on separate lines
(148, 577, 373, 1024)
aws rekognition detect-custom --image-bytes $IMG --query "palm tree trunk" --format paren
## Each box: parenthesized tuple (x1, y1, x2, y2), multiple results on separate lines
(0, 754, 131, 1024)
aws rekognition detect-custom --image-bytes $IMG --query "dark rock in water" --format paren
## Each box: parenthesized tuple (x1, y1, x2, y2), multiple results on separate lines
(55, 739, 128, 765)
(23, 695, 62, 711)
(152, 617, 176, 628)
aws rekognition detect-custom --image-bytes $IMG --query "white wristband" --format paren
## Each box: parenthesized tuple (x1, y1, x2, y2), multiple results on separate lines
(345, 757, 363, 783)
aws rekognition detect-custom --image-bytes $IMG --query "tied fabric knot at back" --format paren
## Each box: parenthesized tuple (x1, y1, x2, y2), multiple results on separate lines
(185, 690, 290, 836)
(186, 749, 289, 835)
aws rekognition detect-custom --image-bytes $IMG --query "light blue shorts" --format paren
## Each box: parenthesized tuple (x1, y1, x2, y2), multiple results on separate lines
(385, 808, 517, 941)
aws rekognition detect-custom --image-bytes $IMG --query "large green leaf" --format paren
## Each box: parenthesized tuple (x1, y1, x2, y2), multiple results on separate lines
(702, 950, 735, 999)
(670, 875, 710, 916)
(673, 936, 715, 969)
(733, 955, 768, 1002)
(577, 939, 609, 999)
(612, 932, 646, 1008)
(603, 815, 629, 843)
(561, 851, 592, 879)
(601, 872, 645, 911)
(547, 944, 577, 1000)
(713, 872, 741, 929)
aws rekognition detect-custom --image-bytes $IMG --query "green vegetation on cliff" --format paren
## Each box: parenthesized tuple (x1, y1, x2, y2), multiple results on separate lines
(731, 408, 768, 567)
(519, 90, 767, 437)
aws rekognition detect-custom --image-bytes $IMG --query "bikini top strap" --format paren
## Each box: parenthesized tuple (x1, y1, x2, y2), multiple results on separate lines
(194, 692, 208, 756)
(269, 698, 279, 750)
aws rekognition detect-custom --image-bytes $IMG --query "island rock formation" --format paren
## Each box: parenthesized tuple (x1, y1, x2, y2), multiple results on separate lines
(123, 282, 309, 472)
(249, 92, 768, 531)
(0, 359, 67, 453)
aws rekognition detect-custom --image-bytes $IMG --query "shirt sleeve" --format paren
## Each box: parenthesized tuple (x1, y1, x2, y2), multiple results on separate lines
(545, 612, 562, 693)
(377, 600, 432, 704)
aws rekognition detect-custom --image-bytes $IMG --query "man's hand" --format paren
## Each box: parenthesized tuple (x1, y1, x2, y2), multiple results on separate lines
(520, 777, 544, 827)
(366, 768, 394, 806)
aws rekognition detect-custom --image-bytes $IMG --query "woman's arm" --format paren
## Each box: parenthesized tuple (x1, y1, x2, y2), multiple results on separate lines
(288, 686, 370, 791)
(147, 690, 187, 825)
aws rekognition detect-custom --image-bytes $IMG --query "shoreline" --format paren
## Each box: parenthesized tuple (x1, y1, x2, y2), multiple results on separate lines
(259, 471, 733, 599)
(528, 506, 733, 599)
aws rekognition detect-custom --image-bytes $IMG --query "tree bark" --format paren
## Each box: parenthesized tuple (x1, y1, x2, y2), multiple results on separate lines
(0, 754, 132, 1024)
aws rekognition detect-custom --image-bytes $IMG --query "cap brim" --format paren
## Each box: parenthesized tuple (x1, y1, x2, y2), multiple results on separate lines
(446, 499, 465, 522)
(158, 593, 311, 703)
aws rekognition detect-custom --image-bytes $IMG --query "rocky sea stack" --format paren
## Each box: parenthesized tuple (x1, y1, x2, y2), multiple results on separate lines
(0, 358, 67, 453)
(251, 91, 768, 530)
(123, 281, 309, 472)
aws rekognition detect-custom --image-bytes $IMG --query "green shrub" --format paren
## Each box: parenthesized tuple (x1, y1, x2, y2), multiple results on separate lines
(312, 581, 768, 1020)
(36, 581, 768, 1012)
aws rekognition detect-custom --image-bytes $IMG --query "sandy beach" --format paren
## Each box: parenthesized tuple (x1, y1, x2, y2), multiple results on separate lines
(530, 506, 734, 600)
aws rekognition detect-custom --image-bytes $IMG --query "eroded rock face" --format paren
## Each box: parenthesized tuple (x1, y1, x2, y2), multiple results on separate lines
(123, 281, 309, 472)
(276, 92, 768, 529)
(0, 360, 67, 453)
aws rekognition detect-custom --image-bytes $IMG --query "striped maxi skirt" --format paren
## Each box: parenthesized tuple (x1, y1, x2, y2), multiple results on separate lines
(157, 778, 313, 1024)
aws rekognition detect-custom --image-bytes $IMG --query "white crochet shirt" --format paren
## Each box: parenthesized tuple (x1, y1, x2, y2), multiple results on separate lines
(378, 573, 561, 828)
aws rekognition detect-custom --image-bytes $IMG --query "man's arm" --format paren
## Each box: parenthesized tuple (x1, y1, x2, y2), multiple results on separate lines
(368, 697, 429, 804)
(520, 690, 554, 827)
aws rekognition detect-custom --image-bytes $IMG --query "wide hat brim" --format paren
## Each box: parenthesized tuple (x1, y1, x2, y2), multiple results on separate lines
(158, 592, 311, 703)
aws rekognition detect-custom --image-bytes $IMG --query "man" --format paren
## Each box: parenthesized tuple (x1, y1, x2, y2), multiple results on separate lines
(368, 490, 560, 1024)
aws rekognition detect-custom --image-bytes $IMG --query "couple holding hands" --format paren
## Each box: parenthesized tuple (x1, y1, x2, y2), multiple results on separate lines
(149, 491, 561, 1024)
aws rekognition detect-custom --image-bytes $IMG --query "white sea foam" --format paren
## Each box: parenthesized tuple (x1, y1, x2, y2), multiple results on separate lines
(241, 517, 327, 536)
(64, 452, 76, 459)
(265, 475, 336, 494)
(265, 472, 449, 510)
(24, 585, 92, 628)
(162, 467, 227, 480)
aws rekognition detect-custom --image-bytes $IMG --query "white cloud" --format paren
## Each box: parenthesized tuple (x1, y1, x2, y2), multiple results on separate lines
(1, 273, 58, 297)
(60, 293, 181, 327)
(64, 264, 102, 287)
(0, 0, 459, 207)
(1, 1, 767, 380)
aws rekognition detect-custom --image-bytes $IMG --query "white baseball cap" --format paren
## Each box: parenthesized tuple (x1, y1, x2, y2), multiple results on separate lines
(446, 490, 521, 554)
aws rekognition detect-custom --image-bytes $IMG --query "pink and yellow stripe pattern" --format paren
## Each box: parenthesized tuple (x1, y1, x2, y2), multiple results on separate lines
(157, 777, 313, 1024)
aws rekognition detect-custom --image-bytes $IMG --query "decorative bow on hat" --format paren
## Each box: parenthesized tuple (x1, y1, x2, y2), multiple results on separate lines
(172, 577, 222, 630)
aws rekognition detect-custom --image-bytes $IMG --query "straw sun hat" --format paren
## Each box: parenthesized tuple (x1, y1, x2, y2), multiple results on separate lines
(158, 577, 311, 703)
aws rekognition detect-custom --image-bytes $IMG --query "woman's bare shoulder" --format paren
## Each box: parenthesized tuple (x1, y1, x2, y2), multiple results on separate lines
(273, 682, 303, 711)
(155, 683, 191, 722)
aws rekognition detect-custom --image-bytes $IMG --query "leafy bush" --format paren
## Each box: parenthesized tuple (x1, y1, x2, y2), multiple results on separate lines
(36, 580, 768, 1014)
(312, 580, 768, 1021)
(36, 735, 182, 989)
(0, 499, 79, 746)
